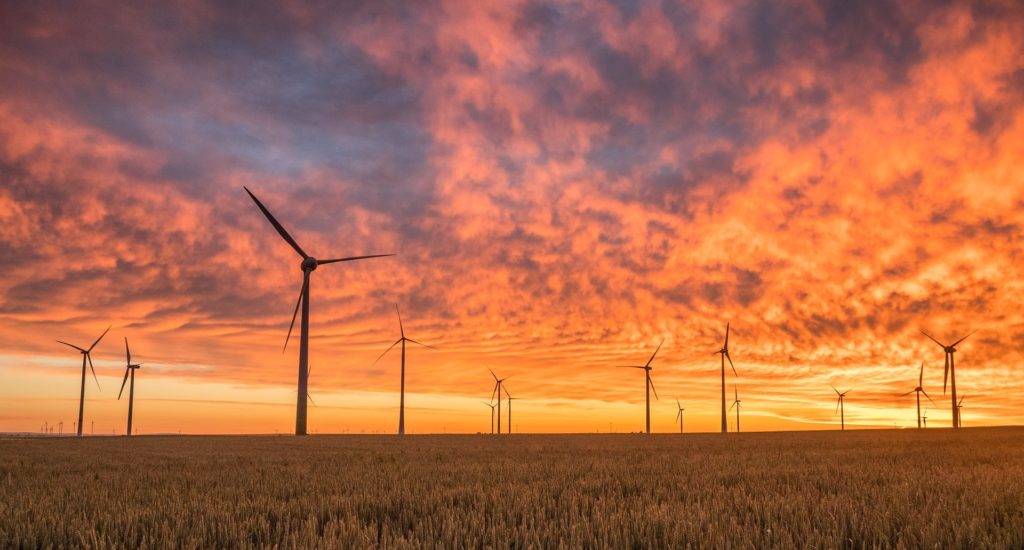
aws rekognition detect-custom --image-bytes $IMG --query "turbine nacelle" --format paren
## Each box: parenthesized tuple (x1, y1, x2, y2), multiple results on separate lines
(301, 257, 319, 272)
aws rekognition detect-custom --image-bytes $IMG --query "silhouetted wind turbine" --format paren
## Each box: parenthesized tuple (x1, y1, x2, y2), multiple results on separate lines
(921, 329, 975, 428)
(729, 385, 742, 433)
(489, 370, 510, 434)
(373, 305, 435, 435)
(675, 399, 685, 434)
(832, 386, 850, 431)
(57, 326, 110, 437)
(617, 341, 662, 434)
(901, 362, 935, 429)
(118, 338, 142, 436)
(244, 187, 393, 435)
(716, 323, 738, 434)
(483, 401, 496, 434)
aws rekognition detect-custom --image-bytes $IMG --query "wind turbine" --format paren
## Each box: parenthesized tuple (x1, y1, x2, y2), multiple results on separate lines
(505, 389, 522, 434)
(483, 401, 497, 434)
(729, 385, 742, 433)
(57, 326, 110, 437)
(900, 362, 935, 429)
(617, 341, 663, 434)
(244, 187, 393, 435)
(373, 305, 435, 435)
(716, 324, 738, 433)
(832, 386, 850, 431)
(675, 399, 685, 434)
(921, 329, 976, 428)
(118, 338, 142, 436)
(956, 395, 966, 427)
(489, 370, 510, 434)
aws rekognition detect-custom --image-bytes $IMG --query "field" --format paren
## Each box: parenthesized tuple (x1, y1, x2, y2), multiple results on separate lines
(2, 428, 1023, 548)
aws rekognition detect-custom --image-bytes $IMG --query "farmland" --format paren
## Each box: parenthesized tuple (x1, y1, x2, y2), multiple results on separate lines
(2, 428, 1023, 548)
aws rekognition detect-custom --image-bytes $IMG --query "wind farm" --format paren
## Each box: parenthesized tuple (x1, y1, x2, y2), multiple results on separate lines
(3, 0, 1024, 547)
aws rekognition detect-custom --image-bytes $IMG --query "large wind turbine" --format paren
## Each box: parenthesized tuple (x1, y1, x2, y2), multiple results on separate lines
(832, 386, 849, 431)
(244, 187, 393, 435)
(373, 305, 435, 435)
(57, 326, 110, 437)
(483, 401, 497, 434)
(617, 341, 663, 434)
(921, 329, 975, 428)
(729, 385, 742, 433)
(901, 362, 935, 429)
(675, 399, 685, 434)
(716, 324, 737, 433)
(489, 370, 510, 434)
(118, 338, 142, 436)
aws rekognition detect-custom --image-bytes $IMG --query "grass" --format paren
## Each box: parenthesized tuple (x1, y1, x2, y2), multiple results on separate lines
(2, 428, 1023, 548)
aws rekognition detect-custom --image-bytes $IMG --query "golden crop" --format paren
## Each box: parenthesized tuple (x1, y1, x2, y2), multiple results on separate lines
(2, 428, 1023, 548)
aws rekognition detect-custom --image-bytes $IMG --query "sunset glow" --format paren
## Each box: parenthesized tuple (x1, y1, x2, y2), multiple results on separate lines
(1, 1, 1022, 434)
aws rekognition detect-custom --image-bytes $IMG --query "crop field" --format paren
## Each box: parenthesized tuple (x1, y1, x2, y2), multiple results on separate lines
(2, 428, 1023, 548)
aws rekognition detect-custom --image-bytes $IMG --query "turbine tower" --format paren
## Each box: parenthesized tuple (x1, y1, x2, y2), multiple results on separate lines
(729, 385, 742, 433)
(244, 187, 393, 435)
(57, 326, 110, 437)
(716, 324, 738, 433)
(489, 370, 510, 434)
(483, 401, 497, 434)
(675, 399, 685, 434)
(373, 305, 435, 435)
(921, 329, 975, 428)
(832, 386, 849, 431)
(617, 341, 663, 434)
(118, 338, 142, 436)
(900, 362, 935, 429)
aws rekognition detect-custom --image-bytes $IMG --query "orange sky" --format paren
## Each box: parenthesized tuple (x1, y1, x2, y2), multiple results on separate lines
(1, 1, 1023, 434)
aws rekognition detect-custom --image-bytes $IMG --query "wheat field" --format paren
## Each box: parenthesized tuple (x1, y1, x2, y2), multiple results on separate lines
(2, 428, 1023, 548)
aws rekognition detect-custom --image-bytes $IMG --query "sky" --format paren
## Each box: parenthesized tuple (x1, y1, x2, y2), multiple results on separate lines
(1, 0, 1022, 435)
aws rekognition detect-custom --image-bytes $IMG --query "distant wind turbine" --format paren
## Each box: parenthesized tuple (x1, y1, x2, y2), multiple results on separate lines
(675, 399, 685, 434)
(244, 187, 394, 435)
(483, 401, 496, 434)
(373, 305, 435, 435)
(118, 338, 142, 436)
(921, 329, 976, 428)
(900, 362, 935, 429)
(617, 341, 663, 434)
(729, 385, 742, 433)
(489, 370, 510, 434)
(716, 324, 738, 434)
(832, 386, 850, 431)
(57, 326, 110, 437)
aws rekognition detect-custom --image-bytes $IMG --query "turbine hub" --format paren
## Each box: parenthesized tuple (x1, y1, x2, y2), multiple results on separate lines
(301, 257, 318, 272)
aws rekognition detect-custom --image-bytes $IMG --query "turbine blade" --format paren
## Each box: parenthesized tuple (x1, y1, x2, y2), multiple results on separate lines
(87, 354, 100, 391)
(943, 354, 949, 395)
(406, 338, 436, 349)
(118, 368, 130, 400)
(371, 339, 403, 366)
(726, 352, 737, 376)
(243, 186, 307, 259)
(87, 325, 111, 352)
(644, 340, 664, 368)
(920, 329, 945, 348)
(395, 304, 404, 338)
(283, 277, 307, 353)
(951, 330, 977, 347)
(316, 254, 395, 265)
(922, 390, 936, 405)
(57, 340, 86, 352)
